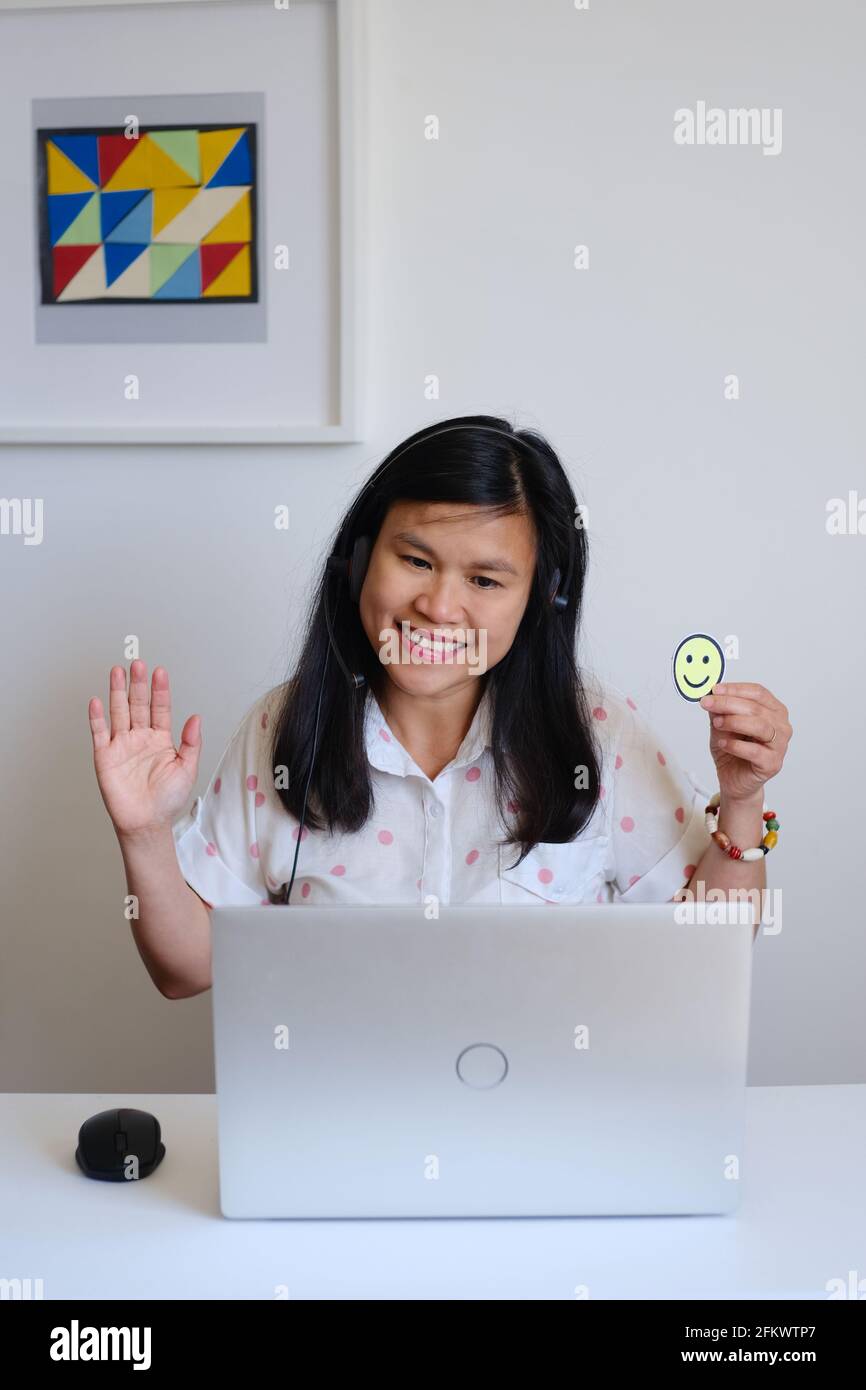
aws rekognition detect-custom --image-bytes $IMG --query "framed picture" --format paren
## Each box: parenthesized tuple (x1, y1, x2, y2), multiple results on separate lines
(0, 0, 366, 442)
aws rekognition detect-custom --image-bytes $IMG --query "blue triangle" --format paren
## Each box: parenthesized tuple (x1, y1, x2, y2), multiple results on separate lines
(51, 134, 100, 187)
(206, 131, 251, 187)
(47, 192, 93, 245)
(105, 191, 153, 243)
(100, 190, 149, 241)
(153, 249, 201, 299)
(104, 242, 148, 288)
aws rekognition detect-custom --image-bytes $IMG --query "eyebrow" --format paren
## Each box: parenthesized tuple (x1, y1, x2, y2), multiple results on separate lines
(391, 530, 520, 577)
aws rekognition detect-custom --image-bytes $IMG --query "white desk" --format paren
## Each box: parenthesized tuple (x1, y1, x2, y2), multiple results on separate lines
(1, 1086, 862, 1300)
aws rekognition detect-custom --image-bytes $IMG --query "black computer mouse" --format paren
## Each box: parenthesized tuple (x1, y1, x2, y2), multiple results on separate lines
(75, 1108, 165, 1182)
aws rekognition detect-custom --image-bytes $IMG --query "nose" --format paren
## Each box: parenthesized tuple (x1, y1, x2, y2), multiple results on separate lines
(411, 571, 466, 626)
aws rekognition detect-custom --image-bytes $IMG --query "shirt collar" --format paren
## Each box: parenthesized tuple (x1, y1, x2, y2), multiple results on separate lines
(364, 682, 493, 778)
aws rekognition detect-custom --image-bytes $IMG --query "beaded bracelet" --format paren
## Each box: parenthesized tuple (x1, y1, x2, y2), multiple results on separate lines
(705, 793, 780, 861)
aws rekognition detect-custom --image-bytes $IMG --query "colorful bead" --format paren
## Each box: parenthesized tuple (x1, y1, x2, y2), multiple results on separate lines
(703, 794, 781, 863)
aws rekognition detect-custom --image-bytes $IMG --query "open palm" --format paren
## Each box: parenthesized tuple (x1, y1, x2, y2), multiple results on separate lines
(89, 661, 202, 838)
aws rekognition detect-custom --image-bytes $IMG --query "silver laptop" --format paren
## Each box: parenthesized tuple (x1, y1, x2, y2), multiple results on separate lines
(211, 903, 754, 1218)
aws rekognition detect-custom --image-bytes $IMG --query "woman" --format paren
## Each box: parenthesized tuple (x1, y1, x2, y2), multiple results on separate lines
(89, 414, 792, 997)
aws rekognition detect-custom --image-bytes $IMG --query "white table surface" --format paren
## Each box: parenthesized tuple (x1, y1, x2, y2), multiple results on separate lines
(1, 1085, 863, 1300)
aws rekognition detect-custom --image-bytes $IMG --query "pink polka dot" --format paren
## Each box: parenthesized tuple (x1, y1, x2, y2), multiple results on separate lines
(657, 750, 666, 766)
(627, 696, 637, 710)
(683, 864, 696, 880)
(599, 784, 606, 798)
(379, 728, 391, 743)
(596, 890, 603, 903)
(465, 766, 481, 782)
(592, 706, 608, 721)
(615, 754, 623, 770)
(330, 864, 346, 876)
(301, 881, 311, 898)
(261, 897, 271, 906)
(246, 775, 258, 791)
(206, 842, 218, 857)
(674, 806, 685, 824)
(506, 798, 519, 814)
(416, 877, 422, 889)
(628, 875, 641, 887)
(291, 825, 309, 841)
(260, 712, 269, 730)
(378, 829, 394, 845)
(466, 848, 479, 865)
(249, 842, 259, 859)
(620, 815, 635, 832)
(255, 792, 265, 808)
(538, 867, 554, 884)
(214, 777, 221, 795)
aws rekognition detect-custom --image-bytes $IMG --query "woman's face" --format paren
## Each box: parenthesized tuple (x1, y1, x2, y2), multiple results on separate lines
(358, 500, 538, 694)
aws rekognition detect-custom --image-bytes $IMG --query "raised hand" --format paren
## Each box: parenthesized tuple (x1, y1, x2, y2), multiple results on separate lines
(89, 661, 202, 840)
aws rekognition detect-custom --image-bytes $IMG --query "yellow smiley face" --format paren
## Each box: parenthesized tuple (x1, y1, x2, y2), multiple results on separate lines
(672, 633, 725, 702)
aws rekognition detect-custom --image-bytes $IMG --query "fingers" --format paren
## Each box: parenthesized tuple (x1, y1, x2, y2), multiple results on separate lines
(176, 714, 202, 771)
(128, 659, 150, 730)
(88, 696, 110, 752)
(710, 712, 777, 743)
(107, 664, 131, 738)
(149, 666, 173, 734)
(708, 682, 786, 715)
(713, 735, 776, 773)
(95, 662, 174, 742)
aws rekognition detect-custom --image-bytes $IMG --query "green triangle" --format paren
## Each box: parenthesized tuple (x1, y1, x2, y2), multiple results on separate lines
(56, 192, 101, 245)
(149, 129, 200, 182)
(150, 244, 196, 294)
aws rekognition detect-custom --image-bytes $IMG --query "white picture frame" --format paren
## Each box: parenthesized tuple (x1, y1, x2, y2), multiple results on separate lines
(0, 0, 366, 443)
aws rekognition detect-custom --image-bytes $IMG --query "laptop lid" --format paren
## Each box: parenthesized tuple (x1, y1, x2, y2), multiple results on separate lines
(211, 902, 754, 1218)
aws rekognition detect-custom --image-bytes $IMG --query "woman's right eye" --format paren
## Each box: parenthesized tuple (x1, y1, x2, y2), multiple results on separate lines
(401, 555, 431, 570)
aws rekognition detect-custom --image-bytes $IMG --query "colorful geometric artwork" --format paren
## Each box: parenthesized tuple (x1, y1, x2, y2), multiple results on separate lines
(36, 124, 258, 304)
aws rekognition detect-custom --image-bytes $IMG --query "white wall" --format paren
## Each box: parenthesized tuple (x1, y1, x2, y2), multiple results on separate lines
(3, 0, 863, 1090)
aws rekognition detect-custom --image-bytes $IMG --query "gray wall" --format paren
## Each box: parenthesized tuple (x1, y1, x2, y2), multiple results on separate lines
(3, 0, 863, 1091)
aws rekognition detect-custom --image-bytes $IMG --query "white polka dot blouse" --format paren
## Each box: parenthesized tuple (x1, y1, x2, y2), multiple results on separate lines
(171, 676, 722, 909)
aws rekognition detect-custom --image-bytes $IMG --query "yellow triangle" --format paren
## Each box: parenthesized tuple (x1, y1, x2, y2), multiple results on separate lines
(102, 139, 152, 191)
(199, 128, 246, 187)
(153, 186, 199, 237)
(201, 190, 251, 244)
(202, 244, 251, 298)
(47, 141, 97, 195)
(144, 135, 198, 188)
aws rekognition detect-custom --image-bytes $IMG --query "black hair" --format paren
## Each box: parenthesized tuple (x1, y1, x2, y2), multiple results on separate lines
(269, 413, 603, 869)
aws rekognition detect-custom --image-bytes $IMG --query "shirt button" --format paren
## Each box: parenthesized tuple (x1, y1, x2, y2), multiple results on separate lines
(428, 802, 441, 819)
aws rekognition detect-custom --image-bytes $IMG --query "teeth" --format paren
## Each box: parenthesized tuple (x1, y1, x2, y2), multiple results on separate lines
(407, 627, 465, 650)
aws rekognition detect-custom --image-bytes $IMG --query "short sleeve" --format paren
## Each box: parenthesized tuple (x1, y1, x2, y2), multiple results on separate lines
(597, 686, 720, 903)
(172, 689, 278, 907)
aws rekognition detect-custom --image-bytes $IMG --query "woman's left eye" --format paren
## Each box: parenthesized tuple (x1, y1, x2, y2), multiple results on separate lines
(400, 555, 501, 590)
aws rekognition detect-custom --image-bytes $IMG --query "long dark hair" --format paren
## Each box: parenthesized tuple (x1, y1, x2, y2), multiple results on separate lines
(269, 413, 603, 868)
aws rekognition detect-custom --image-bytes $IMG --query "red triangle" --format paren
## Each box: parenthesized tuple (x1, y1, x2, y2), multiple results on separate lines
(200, 242, 244, 293)
(52, 244, 100, 298)
(98, 134, 140, 188)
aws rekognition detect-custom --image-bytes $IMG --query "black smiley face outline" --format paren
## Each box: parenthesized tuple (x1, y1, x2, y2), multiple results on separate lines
(672, 633, 726, 702)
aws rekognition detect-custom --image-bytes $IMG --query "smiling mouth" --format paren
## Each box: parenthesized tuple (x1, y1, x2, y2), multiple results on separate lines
(683, 674, 709, 688)
(395, 619, 467, 657)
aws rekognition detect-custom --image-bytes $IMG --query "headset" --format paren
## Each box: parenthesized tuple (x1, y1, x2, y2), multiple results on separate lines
(277, 424, 575, 904)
